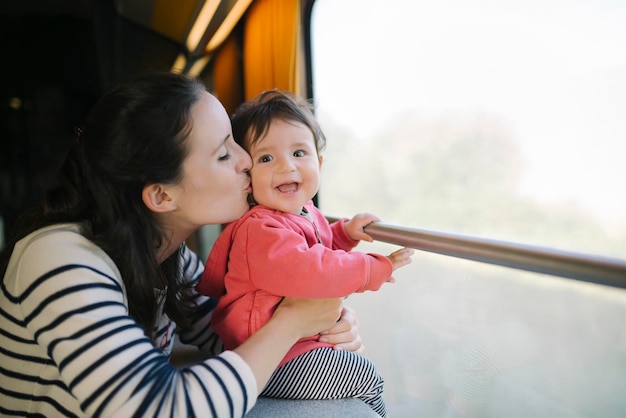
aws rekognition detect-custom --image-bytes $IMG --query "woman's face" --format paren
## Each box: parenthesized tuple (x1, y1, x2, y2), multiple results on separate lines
(167, 91, 252, 229)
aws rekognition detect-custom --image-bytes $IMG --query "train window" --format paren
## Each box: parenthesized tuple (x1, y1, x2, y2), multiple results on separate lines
(311, 1, 626, 417)
(311, 0, 626, 259)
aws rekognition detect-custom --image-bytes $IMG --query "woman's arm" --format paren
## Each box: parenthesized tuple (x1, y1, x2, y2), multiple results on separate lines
(233, 297, 343, 392)
(172, 301, 364, 370)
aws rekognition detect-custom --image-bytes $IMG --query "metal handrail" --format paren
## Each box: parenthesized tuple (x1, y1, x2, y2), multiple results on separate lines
(327, 217, 626, 289)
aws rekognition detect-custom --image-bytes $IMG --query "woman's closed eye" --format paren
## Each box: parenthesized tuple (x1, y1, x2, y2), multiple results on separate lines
(217, 144, 231, 161)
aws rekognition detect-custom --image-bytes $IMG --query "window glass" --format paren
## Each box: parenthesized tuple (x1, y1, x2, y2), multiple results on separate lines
(312, 0, 626, 258)
(311, 1, 626, 417)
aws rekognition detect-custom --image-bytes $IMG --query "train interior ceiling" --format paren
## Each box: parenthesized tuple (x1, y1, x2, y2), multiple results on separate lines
(1, 0, 254, 236)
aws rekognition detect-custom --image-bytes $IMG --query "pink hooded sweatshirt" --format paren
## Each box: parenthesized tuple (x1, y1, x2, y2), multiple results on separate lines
(197, 201, 393, 366)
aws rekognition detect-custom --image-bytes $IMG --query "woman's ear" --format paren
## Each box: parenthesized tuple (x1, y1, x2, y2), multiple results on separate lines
(142, 184, 177, 213)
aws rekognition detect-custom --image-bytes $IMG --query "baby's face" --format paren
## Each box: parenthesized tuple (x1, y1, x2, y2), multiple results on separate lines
(246, 119, 322, 214)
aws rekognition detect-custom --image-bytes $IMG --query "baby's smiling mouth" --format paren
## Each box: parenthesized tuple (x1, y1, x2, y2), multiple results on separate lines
(276, 182, 299, 193)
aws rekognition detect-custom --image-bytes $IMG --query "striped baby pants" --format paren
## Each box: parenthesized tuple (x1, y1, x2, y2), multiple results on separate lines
(260, 347, 386, 417)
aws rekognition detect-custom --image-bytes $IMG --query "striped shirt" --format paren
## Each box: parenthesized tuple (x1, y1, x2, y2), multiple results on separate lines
(0, 224, 256, 417)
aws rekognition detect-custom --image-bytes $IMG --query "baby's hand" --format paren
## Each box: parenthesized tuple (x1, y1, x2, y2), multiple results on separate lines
(344, 213, 380, 242)
(387, 247, 415, 271)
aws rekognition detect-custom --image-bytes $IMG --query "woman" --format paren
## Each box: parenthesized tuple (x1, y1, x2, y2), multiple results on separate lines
(0, 72, 361, 417)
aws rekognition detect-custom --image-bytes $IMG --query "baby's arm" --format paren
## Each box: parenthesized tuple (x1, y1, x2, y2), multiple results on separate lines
(344, 213, 415, 280)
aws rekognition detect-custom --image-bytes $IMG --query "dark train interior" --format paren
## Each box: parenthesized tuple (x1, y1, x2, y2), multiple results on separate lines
(1, 0, 255, 238)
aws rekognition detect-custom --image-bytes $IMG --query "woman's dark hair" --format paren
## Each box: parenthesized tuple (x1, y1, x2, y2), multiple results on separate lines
(231, 89, 326, 153)
(0, 72, 206, 335)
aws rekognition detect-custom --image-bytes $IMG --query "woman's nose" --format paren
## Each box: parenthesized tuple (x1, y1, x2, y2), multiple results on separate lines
(235, 145, 252, 172)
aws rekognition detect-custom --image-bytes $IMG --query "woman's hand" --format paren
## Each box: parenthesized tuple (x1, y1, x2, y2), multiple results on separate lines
(318, 305, 365, 354)
(275, 297, 344, 339)
(234, 297, 343, 393)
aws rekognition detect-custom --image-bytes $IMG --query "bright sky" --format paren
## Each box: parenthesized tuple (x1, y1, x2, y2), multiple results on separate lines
(312, 0, 626, 228)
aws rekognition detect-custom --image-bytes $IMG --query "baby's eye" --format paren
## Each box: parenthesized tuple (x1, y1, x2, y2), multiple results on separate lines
(259, 155, 272, 163)
(293, 150, 305, 157)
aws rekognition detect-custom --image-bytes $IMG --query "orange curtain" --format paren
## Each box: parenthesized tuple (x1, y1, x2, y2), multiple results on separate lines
(212, 34, 244, 116)
(242, 0, 302, 99)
